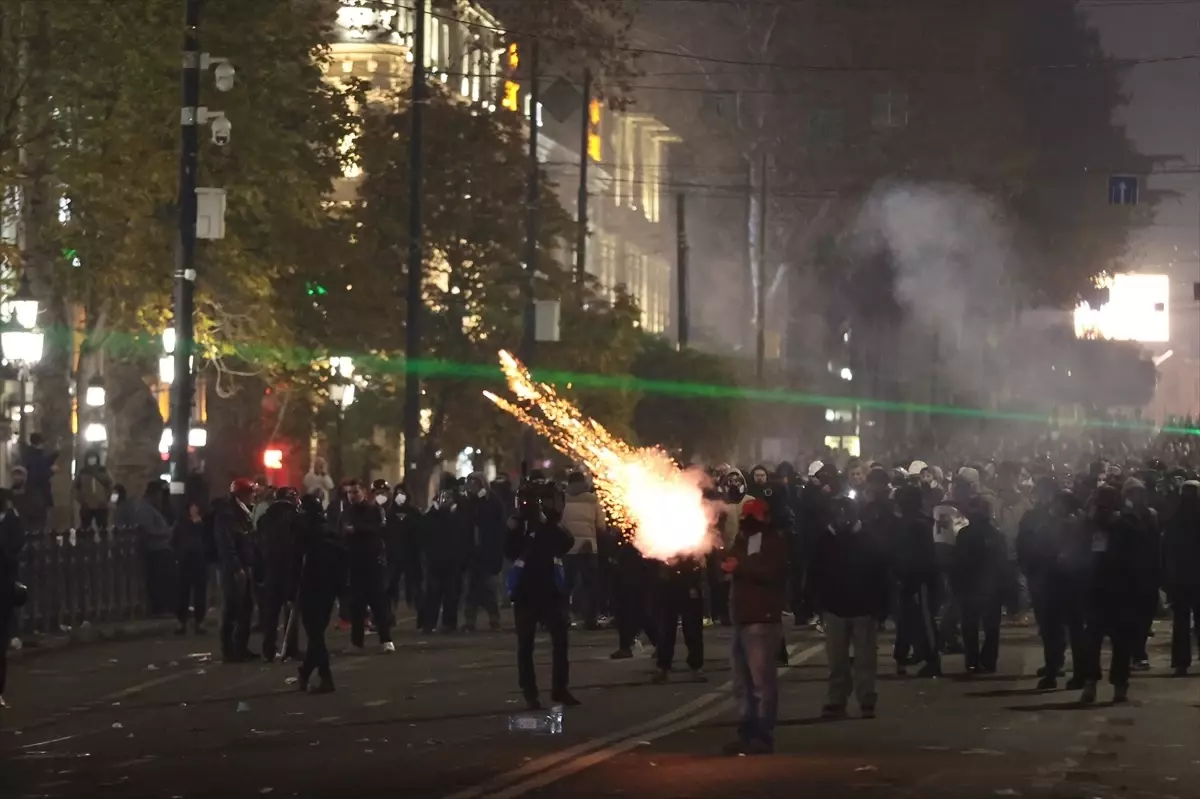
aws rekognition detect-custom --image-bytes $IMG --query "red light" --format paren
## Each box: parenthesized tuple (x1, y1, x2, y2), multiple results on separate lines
(263, 449, 283, 470)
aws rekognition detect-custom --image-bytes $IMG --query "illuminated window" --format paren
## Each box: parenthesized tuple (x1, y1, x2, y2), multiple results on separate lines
(523, 94, 543, 127)
(502, 81, 519, 111)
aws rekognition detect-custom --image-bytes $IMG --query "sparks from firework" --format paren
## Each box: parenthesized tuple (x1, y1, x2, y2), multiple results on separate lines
(484, 350, 717, 562)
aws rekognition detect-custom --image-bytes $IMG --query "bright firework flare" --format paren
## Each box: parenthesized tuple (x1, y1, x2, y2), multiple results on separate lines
(484, 350, 718, 562)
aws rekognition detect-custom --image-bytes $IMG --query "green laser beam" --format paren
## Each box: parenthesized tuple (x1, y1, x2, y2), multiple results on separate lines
(53, 326, 1200, 439)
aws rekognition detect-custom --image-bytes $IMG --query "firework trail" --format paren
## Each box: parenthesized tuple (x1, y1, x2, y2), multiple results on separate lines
(484, 350, 717, 562)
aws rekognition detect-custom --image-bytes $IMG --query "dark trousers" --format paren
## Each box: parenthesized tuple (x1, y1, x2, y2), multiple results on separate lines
(1169, 590, 1200, 669)
(614, 559, 655, 651)
(960, 591, 1002, 671)
(420, 564, 462, 632)
(463, 568, 500, 630)
(514, 600, 569, 698)
(1131, 588, 1158, 662)
(655, 585, 704, 671)
(0, 600, 10, 696)
(564, 553, 599, 628)
(144, 550, 176, 616)
(176, 554, 209, 625)
(260, 580, 301, 660)
(219, 569, 254, 657)
(1079, 600, 1136, 686)
(349, 567, 392, 647)
(894, 578, 941, 667)
(299, 593, 335, 686)
(80, 507, 108, 531)
(705, 553, 730, 624)
(1031, 576, 1066, 677)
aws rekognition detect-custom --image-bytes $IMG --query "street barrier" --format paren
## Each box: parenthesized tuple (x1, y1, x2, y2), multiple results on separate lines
(14, 527, 151, 637)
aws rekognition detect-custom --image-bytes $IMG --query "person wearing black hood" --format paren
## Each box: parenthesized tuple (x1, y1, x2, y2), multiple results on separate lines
(774, 462, 809, 628)
(1077, 484, 1151, 704)
(339, 479, 394, 653)
(892, 484, 942, 678)
(506, 471, 578, 709)
(747, 465, 796, 665)
(421, 475, 471, 633)
(808, 483, 890, 719)
(385, 482, 424, 616)
(953, 497, 1008, 674)
(295, 495, 346, 694)
(1122, 477, 1160, 671)
(256, 487, 302, 662)
(463, 473, 506, 632)
(214, 478, 258, 663)
(1161, 481, 1200, 676)
(1016, 477, 1065, 686)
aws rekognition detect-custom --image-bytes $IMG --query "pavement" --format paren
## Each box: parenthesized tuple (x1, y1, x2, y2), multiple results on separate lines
(1, 615, 1198, 799)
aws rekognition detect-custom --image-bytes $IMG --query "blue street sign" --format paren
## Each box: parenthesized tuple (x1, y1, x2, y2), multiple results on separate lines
(1109, 176, 1139, 206)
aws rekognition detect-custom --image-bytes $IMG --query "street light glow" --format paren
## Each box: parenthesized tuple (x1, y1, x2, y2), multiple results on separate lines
(840, 367, 854, 381)
(162, 327, 176, 354)
(83, 422, 108, 443)
(188, 426, 208, 448)
(85, 377, 106, 408)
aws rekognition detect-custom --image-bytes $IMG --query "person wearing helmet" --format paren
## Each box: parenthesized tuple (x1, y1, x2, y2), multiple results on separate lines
(215, 478, 259, 662)
(256, 487, 302, 662)
(295, 494, 346, 694)
(340, 479, 394, 653)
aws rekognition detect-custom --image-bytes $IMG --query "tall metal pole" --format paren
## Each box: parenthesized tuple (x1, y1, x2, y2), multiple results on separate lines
(403, 0, 426, 483)
(520, 37, 540, 465)
(676, 192, 689, 349)
(170, 0, 202, 507)
(575, 69, 591, 283)
(755, 149, 767, 386)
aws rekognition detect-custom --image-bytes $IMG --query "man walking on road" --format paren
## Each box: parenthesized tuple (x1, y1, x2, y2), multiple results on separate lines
(722, 496, 788, 755)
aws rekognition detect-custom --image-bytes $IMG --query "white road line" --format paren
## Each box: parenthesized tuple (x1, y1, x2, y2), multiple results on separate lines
(98, 667, 206, 702)
(443, 641, 825, 799)
(17, 734, 79, 750)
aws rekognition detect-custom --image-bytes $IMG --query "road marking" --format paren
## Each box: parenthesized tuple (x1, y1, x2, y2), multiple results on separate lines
(444, 641, 825, 799)
(18, 734, 78, 750)
(98, 668, 205, 702)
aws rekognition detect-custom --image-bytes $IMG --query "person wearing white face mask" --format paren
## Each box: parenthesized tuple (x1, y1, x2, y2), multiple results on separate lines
(384, 482, 424, 615)
(462, 474, 505, 632)
(74, 449, 113, 531)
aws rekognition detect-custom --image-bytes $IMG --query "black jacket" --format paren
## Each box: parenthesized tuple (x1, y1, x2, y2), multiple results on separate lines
(423, 497, 472, 570)
(952, 519, 1008, 600)
(339, 500, 386, 570)
(466, 491, 507, 575)
(1089, 510, 1154, 603)
(213, 498, 255, 574)
(807, 497, 891, 619)
(296, 506, 347, 599)
(892, 512, 938, 584)
(505, 518, 573, 604)
(256, 500, 301, 594)
(1016, 504, 1057, 581)
(1162, 509, 1200, 591)
(1, 511, 24, 600)
(385, 501, 424, 574)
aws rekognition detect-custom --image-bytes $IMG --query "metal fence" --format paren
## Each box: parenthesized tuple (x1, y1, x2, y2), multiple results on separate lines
(14, 527, 151, 637)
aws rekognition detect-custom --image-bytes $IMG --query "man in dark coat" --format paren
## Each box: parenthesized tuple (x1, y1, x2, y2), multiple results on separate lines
(463, 473, 506, 632)
(1161, 481, 1200, 676)
(295, 495, 346, 694)
(256, 487, 302, 661)
(420, 476, 471, 633)
(0, 488, 25, 708)
(340, 479, 393, 652)
(214, 478, 258, 662)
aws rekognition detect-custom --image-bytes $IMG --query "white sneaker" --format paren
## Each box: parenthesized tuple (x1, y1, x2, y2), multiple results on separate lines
(380, 642, 396, 654)
(9, 637, 21, 651)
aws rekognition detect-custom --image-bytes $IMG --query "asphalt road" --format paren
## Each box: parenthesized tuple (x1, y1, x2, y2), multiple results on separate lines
(2, 616, 1198, 799)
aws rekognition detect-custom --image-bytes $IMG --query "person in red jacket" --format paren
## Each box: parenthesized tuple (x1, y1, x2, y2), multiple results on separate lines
(721, 496, 788, 756)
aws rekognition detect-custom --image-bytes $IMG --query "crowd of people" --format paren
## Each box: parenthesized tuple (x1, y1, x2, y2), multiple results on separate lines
(1, 438, 1199, 759)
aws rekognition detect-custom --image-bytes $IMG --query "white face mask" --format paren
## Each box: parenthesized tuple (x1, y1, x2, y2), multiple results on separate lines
(395, 493, 407, 506)
(477, 489, 487, 499)
(375, 493, 388, 506)
(110, 492, 120, 504)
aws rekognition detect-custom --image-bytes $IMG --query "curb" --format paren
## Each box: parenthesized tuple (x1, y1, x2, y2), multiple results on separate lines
(9, 619, 179, 661)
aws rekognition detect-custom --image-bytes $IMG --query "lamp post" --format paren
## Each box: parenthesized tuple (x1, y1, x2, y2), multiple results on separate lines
(1, 274, 45, 447)
(328, 356, 355, 481)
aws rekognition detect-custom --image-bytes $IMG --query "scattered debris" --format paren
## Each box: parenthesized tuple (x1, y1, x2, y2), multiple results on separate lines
(363, 700, 388, 708)
(236, 702, 251, 713)
(993, 790, 1021, 797)
(854, 765, 878, 773)
(111, 723, 124, 730)
(258, 788, 274, 795)
(145, 664, 159, 672)
(284, 677, 299, 685)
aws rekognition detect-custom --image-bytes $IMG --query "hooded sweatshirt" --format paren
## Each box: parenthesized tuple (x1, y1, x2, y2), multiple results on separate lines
(562, 479, 605, 555)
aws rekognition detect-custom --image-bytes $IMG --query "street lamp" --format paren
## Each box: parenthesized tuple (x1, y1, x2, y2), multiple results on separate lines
(328, 356, 355, 478)
(85, 375, 106, 408)
(83, 422, 108, 443)
(1, 274, 43, 445)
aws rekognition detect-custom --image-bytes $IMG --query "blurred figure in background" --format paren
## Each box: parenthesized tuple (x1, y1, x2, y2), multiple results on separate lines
(74, 449, 112, 531)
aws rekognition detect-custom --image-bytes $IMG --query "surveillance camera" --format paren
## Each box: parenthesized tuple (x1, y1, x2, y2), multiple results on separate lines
(211, 116, 231, 146)
(213, 62, 235, 92)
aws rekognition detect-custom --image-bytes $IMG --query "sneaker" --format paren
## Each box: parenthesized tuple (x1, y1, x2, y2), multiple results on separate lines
(1079, 680, 1098, 705)
(651, 669, 669, 684)
(296, 672, 310, 693)
(820, 704, 847, 720)
(1036, 676, 1058, 691)
(609, 649, 633, 660)
(690, 668, 708, 683)
(861, 705, 876, 719)
(380, 641, 396, 654)
(1172, 666, 1189, 677)
(1131, 659, 1150, 672)
(1112, 683, 1129, 704)
(551, 690, 582, 707)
